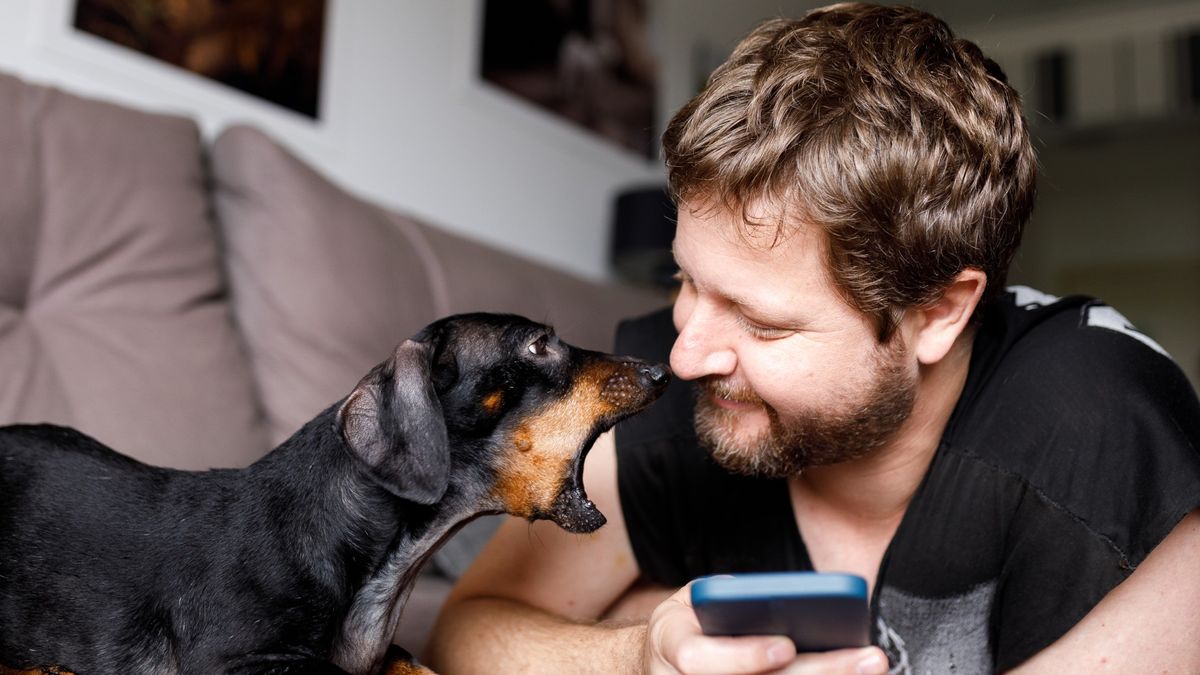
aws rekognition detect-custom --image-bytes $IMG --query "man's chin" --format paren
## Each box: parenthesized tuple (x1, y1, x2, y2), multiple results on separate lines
(704, 437, 787, 478)
(695, 408, 779, 474)
(697, 406, 768, 442)
(726, 410, 771, 437)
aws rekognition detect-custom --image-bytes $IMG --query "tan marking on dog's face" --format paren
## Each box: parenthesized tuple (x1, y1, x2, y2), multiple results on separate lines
(482, 390, 504, 415)
(513, 427, 534, 453)
(491, 361, 634, 516)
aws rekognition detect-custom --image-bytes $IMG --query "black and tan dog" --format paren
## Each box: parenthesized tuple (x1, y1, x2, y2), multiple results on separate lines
(0, 313, 669, 674)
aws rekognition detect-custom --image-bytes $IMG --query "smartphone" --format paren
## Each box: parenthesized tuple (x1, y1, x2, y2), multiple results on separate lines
(691, 572, 870, 652)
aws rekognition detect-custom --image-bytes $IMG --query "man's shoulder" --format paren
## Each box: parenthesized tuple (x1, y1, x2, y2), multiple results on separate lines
(960, 287, 1191, 424)
(943, 287, 1200, 544)
(994, 287, 1175, 375)
(956, 287, 1197, 441)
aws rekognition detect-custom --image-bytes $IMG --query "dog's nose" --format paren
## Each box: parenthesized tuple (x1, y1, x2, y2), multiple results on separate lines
(639, 363, 671, 386)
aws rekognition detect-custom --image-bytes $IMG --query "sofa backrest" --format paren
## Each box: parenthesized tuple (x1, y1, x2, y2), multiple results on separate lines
(0, 73, 269, 469)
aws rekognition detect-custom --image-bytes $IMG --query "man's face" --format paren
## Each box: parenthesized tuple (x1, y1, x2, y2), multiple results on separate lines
(670, 201, 917, 478)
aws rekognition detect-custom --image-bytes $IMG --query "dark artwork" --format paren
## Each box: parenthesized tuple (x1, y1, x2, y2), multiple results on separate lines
(73, 0, 326, 119)
(481, 0, 658, 159)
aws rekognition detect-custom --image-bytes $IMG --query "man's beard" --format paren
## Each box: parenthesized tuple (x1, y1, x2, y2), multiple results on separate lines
(694, 338, 917, 478)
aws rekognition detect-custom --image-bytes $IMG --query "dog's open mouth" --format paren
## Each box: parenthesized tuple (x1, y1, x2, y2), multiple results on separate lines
(546, 424, 613, 534)
(547, 362, 670, 533)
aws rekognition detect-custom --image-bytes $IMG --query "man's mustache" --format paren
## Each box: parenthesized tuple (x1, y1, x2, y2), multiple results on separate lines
(698, 377, 764, 406)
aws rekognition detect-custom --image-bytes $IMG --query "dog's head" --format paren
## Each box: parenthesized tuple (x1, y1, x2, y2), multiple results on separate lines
(336, 313, 669, 533)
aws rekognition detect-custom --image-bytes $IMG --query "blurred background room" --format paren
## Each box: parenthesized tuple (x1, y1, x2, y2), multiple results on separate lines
(0, 0, 1196, 655)
(1, 0, 1196, 383)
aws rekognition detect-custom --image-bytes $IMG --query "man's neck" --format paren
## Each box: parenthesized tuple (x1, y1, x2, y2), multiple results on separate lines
(791, 327, 976, 525)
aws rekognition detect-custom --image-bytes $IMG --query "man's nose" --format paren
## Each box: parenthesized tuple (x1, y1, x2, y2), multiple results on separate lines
(670, 301, 736, 381)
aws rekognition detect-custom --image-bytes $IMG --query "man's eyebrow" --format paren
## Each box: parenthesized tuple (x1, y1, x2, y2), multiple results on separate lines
(733, 300, 800, 326)
(724, 288, 801, 326)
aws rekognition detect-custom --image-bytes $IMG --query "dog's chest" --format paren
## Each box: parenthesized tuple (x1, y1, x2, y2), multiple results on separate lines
(330, 548, 416, 673)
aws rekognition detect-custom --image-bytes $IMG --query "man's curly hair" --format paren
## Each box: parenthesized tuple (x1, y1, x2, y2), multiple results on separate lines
(663, 3, 1037, 340)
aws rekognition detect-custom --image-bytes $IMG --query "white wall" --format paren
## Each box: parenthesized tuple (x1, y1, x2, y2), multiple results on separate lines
(0, 0, 665, 281)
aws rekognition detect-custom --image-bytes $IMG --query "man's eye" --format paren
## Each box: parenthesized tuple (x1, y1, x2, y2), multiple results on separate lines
(528, 334, 549, 356)
(736, 315, 793, 340)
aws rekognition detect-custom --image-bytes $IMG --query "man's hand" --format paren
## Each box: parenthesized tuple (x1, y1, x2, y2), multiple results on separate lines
(643, 584, 889, 675)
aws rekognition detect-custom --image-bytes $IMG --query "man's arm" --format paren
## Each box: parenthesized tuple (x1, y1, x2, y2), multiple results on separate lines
(1009, 509, 1200, 673)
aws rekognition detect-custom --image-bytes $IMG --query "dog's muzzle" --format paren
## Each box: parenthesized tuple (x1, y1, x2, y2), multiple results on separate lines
(547, 360, 671, 534)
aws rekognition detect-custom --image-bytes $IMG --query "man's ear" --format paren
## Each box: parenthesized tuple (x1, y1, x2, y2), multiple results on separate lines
(336, 339, 450, 505)
(910, 269, 987, 365)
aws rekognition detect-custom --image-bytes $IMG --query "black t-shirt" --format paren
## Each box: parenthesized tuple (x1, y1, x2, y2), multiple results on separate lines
(615, 287, 1200, 673)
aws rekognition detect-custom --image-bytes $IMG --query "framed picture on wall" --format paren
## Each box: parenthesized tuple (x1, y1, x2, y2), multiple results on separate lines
(72, 0, 327, 119)
(479, 0, 658, 159)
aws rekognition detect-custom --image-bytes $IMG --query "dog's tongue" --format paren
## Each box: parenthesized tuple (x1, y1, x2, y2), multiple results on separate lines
(548, 484, 606, 533)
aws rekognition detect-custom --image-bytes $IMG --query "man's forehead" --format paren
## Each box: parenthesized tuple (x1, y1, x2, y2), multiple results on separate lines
(674, 205, 818, 266)
(673, 203, 832, 312)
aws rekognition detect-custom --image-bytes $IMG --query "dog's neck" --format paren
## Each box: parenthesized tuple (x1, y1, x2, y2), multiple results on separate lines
(250, 406, 495, 674)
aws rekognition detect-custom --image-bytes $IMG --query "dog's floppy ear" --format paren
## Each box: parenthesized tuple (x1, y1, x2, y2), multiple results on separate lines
(337, 339, 450, 504)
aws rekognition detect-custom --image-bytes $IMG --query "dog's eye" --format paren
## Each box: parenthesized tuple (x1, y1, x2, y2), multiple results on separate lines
(527, 334, 549, 356)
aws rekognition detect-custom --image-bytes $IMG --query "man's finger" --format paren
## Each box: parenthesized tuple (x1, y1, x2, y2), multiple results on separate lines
(671, 634, 797, 675)
(773, 646, 889, 675)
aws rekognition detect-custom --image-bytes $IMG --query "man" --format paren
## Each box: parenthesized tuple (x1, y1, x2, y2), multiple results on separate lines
(428, 4, 1200, 673)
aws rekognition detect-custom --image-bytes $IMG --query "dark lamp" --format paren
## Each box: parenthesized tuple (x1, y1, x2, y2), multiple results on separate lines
(610, 186, 678, 289)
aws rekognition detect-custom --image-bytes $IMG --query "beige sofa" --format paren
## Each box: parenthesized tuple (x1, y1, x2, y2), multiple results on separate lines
(0, 71, 663, 654)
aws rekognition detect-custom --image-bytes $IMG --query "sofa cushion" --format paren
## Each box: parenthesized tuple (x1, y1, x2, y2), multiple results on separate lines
(0, 73, 268, 469)
(210, 125, 443, 446)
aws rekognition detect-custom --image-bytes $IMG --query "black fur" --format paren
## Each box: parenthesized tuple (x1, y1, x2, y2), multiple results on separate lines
(0, 313, 669, 675)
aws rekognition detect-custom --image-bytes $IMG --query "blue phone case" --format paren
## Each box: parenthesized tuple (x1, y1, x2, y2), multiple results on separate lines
(691, 572, 870, 652)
